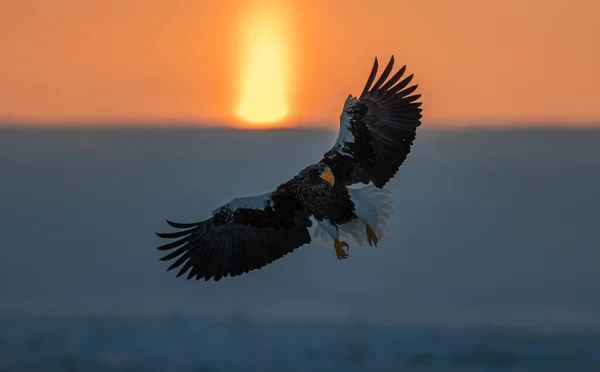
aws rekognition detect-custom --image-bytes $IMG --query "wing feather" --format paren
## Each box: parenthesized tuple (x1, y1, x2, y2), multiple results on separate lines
(371, 56, 395, 91)
(380, 65, 406, 91)
(359, 57, 379, 97)
(322, 55, 423, 188)
(156, 189, 312, 281)
(389, 73, 414, 94)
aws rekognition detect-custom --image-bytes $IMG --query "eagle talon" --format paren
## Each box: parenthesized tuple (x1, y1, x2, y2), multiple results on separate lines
(334, 239, 349, 259)
(366, 225, 379, 247)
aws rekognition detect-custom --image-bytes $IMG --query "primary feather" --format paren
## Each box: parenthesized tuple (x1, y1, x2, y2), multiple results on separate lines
(324, 56, 422, 187)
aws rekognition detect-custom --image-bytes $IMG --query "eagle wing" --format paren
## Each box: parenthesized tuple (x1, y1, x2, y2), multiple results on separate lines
(156, 190, 312, 281)
(322, 56, 423, 188)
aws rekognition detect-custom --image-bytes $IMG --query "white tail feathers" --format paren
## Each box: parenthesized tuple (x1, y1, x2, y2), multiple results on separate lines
(313, 185, 395, 246)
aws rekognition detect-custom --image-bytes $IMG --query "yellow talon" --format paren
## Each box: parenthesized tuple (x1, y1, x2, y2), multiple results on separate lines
(366, 225, 379, 246)
(334, 239, 349, 259)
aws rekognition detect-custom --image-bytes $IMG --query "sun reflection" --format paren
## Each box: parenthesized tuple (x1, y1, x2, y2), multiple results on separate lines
(236, 6, 290, 127)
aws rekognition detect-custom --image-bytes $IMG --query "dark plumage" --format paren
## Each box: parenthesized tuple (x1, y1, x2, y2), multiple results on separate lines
(322, 56, 423, 187)
(156, 56, 423, 281)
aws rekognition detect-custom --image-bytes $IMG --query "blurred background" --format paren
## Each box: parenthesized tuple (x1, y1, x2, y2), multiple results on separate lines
(1, 0, 599, 371)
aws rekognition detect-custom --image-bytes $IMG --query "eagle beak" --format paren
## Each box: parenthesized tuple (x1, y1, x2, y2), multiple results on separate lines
(320, 171, 335, 185)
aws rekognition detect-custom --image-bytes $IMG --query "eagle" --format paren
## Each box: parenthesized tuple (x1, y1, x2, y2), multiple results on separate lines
(156, 56, 422, 281)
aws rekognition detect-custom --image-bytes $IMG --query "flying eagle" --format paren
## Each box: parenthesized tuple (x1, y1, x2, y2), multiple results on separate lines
(156, 56, 422, 281)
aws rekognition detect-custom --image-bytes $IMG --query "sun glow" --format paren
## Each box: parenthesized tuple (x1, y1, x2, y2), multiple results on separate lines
(236, 7, 290, 127)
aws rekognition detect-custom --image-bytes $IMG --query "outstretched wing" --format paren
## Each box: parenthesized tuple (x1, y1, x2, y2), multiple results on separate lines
(322, 55, 423, 188)
(156, 189, 312, 281)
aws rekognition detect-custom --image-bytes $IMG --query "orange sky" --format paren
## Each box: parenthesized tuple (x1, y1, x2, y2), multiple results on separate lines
(1, 0, 599, 128)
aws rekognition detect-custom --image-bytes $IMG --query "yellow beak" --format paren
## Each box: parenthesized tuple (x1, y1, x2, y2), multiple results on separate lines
(320, 170, 335, 185)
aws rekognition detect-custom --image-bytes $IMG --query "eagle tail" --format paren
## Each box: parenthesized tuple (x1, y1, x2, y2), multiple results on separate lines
(347, 185, 395, 243)
(313, 186, 395, 247)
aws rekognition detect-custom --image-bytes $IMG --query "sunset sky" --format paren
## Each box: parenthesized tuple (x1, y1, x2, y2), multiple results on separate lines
(1, 0, 599, 128)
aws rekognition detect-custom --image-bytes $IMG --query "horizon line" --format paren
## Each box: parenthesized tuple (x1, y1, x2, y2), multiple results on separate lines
(1, 119, 599, 131)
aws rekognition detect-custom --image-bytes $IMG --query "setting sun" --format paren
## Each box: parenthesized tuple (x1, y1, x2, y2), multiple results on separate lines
(236, 5, 290, 127)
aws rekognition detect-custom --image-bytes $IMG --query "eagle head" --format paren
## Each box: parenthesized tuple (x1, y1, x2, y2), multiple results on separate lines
(302, 163, 335, 187)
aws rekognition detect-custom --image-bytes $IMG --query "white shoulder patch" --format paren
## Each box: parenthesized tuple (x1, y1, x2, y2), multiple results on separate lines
(212, 192, 273, 215)
(332, 94, 358, 156)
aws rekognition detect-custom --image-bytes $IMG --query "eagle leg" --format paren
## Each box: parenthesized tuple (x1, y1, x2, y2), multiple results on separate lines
(334, 239, 349, 259)
(366, 224, 378, 247)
